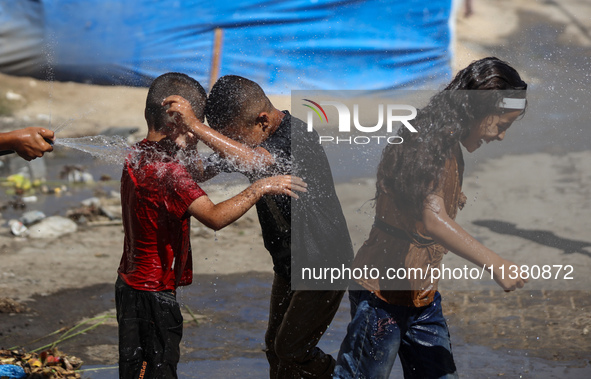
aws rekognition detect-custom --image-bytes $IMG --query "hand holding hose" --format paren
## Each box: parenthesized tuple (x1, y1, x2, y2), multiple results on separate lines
(0, 127, 55, 160)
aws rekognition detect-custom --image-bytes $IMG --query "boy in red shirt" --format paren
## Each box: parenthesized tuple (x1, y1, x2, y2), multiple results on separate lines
(116, 72, 305, 379)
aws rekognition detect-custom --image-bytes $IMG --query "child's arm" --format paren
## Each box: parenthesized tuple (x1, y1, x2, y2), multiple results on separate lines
(179, 146, 222, 183)
(0, 127, 54, 161)
(194, 163, 222, 183)
(163, 96, 274, 171)
(188, 175, 306, 231)
(186, 155, 221, 183)
(423, 194, 528, 292)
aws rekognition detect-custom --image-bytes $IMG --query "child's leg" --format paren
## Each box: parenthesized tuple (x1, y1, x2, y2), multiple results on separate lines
(265, 273, 294, 378)
(115, 277, 183, 379)
(333, 289, 402, 379)
(397, 292, 458, 379)
(116, 277, 146, 378)
(272, 287, 344, 378)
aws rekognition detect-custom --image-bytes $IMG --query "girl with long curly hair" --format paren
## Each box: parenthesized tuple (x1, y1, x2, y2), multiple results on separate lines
(334, 57, 529, 379)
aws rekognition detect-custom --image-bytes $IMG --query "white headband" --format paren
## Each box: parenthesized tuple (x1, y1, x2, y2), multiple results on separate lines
(499, 98, 526, 110)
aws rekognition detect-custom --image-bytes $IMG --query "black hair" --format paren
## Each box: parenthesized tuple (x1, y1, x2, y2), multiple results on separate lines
(376, 57, 528, 220)
(205, 75, 273, 131)
(145, 72, 207, 131)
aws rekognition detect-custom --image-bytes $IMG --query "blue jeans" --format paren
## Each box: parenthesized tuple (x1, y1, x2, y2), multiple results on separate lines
(334, 288, 458, 379)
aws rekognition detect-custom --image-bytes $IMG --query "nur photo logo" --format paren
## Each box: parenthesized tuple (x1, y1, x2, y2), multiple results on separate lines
(302, 99, 329, 124)
(300, 97, 418, 145)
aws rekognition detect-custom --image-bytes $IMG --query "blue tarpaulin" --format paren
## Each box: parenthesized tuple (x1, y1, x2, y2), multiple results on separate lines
(0, 0, 454, 93)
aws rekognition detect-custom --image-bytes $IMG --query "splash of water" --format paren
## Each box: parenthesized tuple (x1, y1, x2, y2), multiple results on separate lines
(54, 135, 131, 164)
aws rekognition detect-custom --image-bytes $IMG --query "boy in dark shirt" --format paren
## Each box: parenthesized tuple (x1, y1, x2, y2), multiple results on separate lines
(117, 72, 306, 379)
(164, 75, 354, 378)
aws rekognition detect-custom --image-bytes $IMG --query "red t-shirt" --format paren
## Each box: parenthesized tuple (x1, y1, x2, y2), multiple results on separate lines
(118, 139, 206, 291)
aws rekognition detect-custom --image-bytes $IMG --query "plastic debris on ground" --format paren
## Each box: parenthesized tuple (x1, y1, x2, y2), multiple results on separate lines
(0, 348, 83, 378)
(59, 166, 94, 184)
(66, 196, 122, 226)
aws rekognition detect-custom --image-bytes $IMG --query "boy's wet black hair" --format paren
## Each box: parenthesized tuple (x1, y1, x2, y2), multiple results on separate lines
(205, 75, 272, 131)
(145, 72, 207, 131)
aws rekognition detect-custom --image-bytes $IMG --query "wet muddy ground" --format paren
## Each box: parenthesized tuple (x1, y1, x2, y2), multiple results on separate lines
(1, 272, 590, 378)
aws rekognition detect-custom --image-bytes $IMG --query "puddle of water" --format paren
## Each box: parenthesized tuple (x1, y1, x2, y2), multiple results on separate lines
(81, 350, 591, 379)
(81, 359, 271, 379)
(0, 147, 121, 223)
(77, 272, 590, 379)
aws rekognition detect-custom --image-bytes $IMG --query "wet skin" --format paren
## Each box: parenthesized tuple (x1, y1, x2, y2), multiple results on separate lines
(461, 110, 523, 153)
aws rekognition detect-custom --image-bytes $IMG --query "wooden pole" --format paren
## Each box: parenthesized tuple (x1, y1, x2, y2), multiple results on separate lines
(209, 28, 224, 91)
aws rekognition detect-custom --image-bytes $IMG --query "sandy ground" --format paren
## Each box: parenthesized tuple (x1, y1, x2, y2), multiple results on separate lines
(1, 0, 591, 376)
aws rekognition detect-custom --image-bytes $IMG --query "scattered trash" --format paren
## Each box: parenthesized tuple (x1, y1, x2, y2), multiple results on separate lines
(0, 364, 25, 379)
(59, 165, 94, 184)
(8, 220, 27, 236)
(7, 157, 47, 182)
(99, 204, 121, 220)
(20, 210, 46, 226)
(0, 198, 26, 211)
(0, 298, 30, 314)
(27, 216, 77, 239)
(0, 348, 83, 379)
(21, 195, 37, 203)
(5, 174, 32, 192)
(40, 185, 68, 195)
(5, 91, 24, 101)
(66, 196, 121, 225)
(80, 197, 100, 208)
(2, 174, 44, 196)
(68, 171, 93, 184)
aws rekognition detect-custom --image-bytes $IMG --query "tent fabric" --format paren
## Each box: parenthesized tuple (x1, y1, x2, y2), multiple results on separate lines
(0, 0, 453, 93)
(0, 0, 45, 77)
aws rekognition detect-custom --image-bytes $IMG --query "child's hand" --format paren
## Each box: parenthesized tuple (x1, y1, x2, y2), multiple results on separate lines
(254, 175, 307, 199)
(492, 258, 528, 292)
(7, 127, 54, 161)
(162, 95, 202, 130)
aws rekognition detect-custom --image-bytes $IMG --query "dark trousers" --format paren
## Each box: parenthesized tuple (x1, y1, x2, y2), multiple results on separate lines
(115, 277, 183, 379)
(265, 273, 345, 379)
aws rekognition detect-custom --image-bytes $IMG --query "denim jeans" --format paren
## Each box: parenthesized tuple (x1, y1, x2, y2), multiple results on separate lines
(334, 288, 458, 379)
